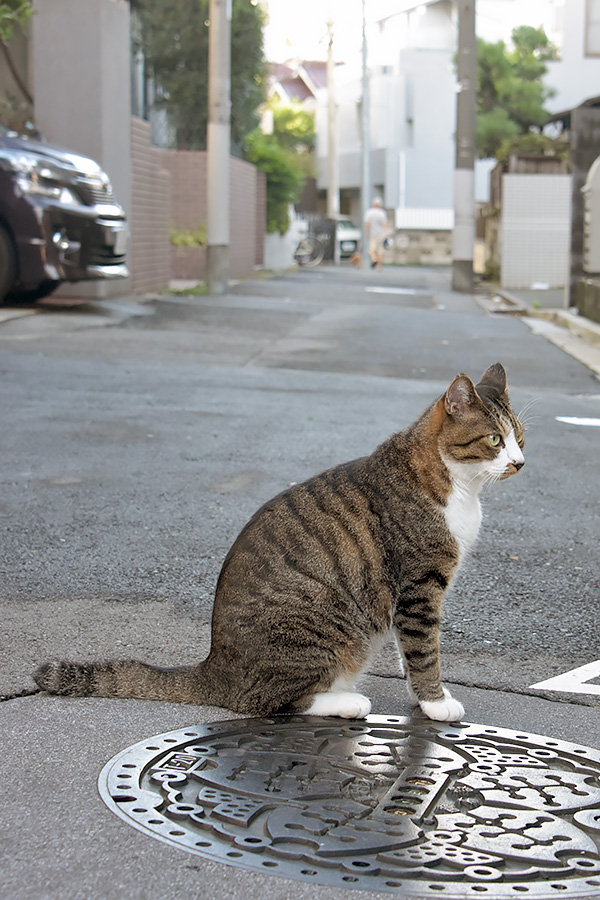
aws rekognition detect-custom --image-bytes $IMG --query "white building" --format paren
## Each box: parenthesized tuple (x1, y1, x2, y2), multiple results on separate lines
(315, 0, 600, 228)
(316, 0, 457, 227)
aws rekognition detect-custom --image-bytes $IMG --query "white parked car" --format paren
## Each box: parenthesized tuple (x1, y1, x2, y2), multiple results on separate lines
(336, 217, 361, 259)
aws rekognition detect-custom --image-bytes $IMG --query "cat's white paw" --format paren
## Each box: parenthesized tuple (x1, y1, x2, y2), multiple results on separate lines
(418, 688, 464, 722)
(305, 691, 372, 719)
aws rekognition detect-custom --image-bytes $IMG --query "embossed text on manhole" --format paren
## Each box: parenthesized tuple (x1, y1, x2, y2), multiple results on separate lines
(98, 716, 600, 897)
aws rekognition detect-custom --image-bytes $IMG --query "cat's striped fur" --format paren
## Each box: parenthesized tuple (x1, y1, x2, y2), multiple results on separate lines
(34, 363, 524, 722)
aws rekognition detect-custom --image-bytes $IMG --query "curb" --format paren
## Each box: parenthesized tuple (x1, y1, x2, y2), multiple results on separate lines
(0, 307, 37, 324)
(493, 287, 600, 347)
(545, 308, 600, 348)
(481, 287, 600, 380)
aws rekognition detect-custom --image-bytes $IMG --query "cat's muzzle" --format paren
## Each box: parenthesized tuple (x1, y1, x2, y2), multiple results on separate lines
(501, 460, 524, 479)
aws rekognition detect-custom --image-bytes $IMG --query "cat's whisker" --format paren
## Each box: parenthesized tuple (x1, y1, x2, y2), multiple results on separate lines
(518, 399, 540, 429)
(518, 397, 540, 419)
(480, 470, 501, 489)
(520, 412, 540, 426)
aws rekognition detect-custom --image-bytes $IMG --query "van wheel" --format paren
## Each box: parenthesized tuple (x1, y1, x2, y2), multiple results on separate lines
(0, 225, 16, 303)
(8, 280, 60, 303)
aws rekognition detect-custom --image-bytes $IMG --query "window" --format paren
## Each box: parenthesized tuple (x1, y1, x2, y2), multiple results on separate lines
(586, 0, 600, 56)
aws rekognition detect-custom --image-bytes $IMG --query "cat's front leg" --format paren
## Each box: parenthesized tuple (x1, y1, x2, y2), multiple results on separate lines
(303, 691, 372, 719)
(417, 687, 464, 722)
(393, 588, 464, 723)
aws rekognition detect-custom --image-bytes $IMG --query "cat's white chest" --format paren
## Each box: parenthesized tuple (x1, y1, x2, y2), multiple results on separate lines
(444, 484, 482, 560)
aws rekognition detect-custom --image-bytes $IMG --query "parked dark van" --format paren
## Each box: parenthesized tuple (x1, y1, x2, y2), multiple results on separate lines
(0, 125, 128, 303)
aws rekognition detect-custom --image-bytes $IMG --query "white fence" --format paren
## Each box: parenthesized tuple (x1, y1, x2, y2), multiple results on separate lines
(501, 174, 572, 289)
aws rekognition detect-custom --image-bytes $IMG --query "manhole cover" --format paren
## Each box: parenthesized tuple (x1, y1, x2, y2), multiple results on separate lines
(99, 716, 600, 897)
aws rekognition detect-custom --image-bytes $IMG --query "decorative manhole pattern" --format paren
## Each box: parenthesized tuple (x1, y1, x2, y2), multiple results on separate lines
(99, 716, 600, 897)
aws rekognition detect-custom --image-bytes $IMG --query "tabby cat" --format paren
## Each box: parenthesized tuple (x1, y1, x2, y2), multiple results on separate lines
(34, 363, 525, 723)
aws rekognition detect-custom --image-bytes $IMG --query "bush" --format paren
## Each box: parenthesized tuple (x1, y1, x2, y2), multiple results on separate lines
(244, 130, 304, 234)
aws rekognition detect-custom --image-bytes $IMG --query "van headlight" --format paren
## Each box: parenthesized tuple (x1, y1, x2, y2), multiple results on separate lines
(14, 157, 82, 205)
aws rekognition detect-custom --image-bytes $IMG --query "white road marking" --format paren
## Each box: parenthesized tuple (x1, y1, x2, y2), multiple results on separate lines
(530, 660, 600, 695)
(556, 417, 600, 427)
(366, 287, 418, 295)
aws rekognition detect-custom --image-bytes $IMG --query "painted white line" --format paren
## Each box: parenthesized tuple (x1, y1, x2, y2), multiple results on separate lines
(556, 416, 600, 427)
(530, 660, 600, 695)
(366, 287, 418, 295)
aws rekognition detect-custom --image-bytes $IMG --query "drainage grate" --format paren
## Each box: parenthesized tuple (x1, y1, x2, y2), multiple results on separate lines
(98, 716, 600, 897)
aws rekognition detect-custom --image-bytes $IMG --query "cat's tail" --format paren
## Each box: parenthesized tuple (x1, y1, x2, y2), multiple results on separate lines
(33, 658, 219, 705)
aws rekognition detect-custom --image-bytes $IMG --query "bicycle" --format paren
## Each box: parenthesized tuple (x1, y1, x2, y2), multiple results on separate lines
(293, 234, 325, 268)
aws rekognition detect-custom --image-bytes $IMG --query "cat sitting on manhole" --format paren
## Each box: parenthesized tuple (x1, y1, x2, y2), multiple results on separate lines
(34, 363, 524, 723)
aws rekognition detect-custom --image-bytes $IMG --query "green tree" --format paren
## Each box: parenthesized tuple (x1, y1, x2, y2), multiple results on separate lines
(476, 25, 558, 159)
(271, 102, 315, 152)
(245, 130, 304, 234)
(134, 0, 266, 151)
(0, 0, 33, 109)
(271, 101, 315, 178)
(245, 100, 316, 234)
(0, 0, 31, 42)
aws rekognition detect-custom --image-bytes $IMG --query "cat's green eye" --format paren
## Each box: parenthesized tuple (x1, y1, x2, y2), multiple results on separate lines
(488, 434, 501, 447)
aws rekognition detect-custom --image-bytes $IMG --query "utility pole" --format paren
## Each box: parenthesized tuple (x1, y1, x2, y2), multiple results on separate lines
(360, 0, 371, 271)
(326, 20, 340, 263)
(207, 0, 231, 295)
(452, 0, 476, 293)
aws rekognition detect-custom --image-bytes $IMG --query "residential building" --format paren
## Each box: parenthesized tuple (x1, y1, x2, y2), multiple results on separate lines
(314, 0, 600, 231)
(316, 0, 457, 227)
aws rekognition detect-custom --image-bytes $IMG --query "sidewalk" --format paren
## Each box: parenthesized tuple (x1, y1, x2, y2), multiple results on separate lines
(480, 283, 600, 379)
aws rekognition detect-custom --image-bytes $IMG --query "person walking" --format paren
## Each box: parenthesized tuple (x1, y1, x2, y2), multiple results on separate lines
(364, 197, 390, 270)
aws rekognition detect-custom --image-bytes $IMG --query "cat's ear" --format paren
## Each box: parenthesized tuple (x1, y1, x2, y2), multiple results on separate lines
(476, 362, 507, 401)
(444, 374, 478, 417)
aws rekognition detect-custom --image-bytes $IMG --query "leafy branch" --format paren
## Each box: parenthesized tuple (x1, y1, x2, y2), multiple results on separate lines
(245, 101, 316, 234)
(476, 25, 558, 159)
(0, 0, 34, 105)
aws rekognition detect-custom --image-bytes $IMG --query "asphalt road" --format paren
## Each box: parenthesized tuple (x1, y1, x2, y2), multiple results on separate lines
(1, 265, 598, 700)
(1, 264, 599, 900)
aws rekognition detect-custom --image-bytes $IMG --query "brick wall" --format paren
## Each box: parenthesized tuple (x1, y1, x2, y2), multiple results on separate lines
(130, 118, 171, 294)
(255, 170, 266, 267)
(161, 149, 266, 281)
(160, 150, 207, 281)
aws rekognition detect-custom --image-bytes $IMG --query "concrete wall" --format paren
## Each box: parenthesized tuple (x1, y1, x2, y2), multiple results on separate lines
(30, 0, 131, 215)
(385, 230, 452, 267)
(264, 216, 305, 271)
(569, 107, 600, 305)
(29, 0, 132, 297)
(500, 174, 572, 290)
(130, 118, 171, 294)
(577, 278, 600, 325)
